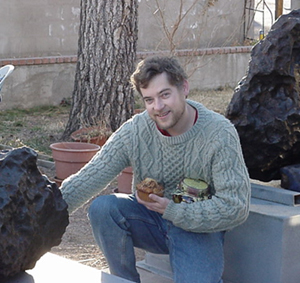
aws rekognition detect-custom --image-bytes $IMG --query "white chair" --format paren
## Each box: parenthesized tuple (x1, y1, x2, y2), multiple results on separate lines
(0, 64, 14, 102)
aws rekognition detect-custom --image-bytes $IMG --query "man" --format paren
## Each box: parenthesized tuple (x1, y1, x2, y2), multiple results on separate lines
(60, 56, 250, 283)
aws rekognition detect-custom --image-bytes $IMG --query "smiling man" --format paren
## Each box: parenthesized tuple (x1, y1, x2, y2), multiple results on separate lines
(60, 56, 251, 283)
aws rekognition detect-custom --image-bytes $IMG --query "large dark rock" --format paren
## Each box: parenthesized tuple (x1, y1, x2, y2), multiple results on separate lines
(0, 147, 69, 279)
(226, 9, 300, 182)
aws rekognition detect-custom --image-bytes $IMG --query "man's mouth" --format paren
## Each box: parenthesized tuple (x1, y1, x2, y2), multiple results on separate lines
(157, 111, 170, 118)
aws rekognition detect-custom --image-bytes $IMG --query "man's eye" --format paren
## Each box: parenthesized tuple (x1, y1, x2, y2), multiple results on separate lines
(144, 98, 153, 104)
(162, 92, 170, 98)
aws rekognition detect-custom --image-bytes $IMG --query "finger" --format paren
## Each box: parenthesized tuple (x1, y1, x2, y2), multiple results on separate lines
(148, 194, 160, 202)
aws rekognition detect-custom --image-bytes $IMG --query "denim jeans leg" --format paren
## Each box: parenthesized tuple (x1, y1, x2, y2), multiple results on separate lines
(88, 193, 169, 283)
(166, 222, 225, 283)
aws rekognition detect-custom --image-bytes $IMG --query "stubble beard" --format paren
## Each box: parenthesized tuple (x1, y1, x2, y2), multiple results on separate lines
(155, 106, 185, 132)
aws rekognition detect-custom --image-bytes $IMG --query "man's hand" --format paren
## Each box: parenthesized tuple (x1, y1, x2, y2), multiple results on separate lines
(136, 191, 170, 214)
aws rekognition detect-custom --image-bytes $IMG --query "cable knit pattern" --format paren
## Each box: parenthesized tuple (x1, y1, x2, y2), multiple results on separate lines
(60, 100, 250, 233)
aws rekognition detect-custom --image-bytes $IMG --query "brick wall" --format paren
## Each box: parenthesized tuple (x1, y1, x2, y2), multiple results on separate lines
(0, 47, 252, 110)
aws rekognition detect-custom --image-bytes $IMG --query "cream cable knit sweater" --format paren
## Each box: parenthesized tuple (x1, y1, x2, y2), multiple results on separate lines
(60, 100, 250, 233)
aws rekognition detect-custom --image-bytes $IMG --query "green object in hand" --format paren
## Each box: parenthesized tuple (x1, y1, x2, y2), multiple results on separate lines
(172, 178, 212, 203)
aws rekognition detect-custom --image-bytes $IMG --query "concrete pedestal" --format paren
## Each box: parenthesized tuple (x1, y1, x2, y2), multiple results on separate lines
(223, 184, 300, 283)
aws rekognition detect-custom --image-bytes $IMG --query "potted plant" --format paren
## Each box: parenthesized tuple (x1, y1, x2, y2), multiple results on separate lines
(70, 121, 112, 146)
(50, 142, 100, 185)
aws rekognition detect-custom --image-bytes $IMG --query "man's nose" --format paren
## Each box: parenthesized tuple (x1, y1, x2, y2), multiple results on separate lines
(153, 98, 164, 111)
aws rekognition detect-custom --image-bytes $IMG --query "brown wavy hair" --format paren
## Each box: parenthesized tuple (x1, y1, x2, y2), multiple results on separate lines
(130, 56, 188, 95)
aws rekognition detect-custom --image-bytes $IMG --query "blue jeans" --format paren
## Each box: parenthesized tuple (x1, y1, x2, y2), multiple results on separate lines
(88, 193, 225, 283)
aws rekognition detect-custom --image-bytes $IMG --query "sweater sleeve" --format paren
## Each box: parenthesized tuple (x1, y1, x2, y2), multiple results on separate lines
(60, 124, 132, 214)
(162, 123, 251, 233)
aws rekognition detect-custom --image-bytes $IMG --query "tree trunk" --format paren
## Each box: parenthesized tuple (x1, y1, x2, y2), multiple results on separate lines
(62, 0, 138, 139)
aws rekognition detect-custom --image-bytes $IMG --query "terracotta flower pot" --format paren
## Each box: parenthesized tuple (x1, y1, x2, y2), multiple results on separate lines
(117, 166, 133, 194)
(50, 142, 100, 180)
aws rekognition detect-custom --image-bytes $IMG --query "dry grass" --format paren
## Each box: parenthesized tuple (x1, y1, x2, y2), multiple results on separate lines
(0, 105, 70, 156)
(189, 87, 234, 115)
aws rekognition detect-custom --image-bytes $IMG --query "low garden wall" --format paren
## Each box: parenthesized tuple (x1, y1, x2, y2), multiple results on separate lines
(0, 46, 252, 110)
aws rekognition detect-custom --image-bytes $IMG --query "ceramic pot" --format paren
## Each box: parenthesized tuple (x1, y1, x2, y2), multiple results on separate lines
(117, 167, 133, 194)
(50, 142, 100, 180)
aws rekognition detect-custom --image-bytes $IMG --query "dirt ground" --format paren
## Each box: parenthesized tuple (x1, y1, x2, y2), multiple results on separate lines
(4, 88, 269, 271)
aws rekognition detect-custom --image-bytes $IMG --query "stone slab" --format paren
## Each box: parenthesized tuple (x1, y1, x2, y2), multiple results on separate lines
(136, 253, 173, 281)
(5, 252, 175, 283)
(5, 253, 133, 283)
(251, 183, 300, 206)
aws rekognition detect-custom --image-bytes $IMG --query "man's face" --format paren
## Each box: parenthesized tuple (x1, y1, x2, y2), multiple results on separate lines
(140, 72, 189, 135)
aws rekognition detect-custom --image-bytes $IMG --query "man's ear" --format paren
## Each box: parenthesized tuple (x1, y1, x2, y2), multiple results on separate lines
(183, 79, 190, 98)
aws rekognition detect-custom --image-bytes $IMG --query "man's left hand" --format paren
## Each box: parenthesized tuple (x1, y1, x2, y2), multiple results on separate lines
(136, 192, 170, 214)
